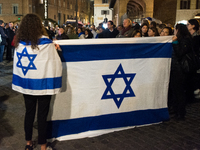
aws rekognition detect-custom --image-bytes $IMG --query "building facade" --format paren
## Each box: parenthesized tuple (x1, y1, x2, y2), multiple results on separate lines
(94, 0, 112, 27)
(110, 0, 177, 26)
(110, 0, 154, 26)
(176, 0, 200, 23)
(0, 0, 93, 26)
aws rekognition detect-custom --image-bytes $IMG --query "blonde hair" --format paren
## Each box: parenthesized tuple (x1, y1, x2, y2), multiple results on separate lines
(124, 18, 132, 26)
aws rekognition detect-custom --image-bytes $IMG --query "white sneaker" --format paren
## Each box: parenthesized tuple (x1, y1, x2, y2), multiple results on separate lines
(194, 89, 200, 95)
(46, 146, 53, 150)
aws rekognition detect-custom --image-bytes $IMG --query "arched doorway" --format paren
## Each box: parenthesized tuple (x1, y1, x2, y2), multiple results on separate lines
(127, 0, 146, 22)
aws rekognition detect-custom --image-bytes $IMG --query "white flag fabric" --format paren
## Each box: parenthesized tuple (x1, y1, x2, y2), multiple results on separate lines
(47, 36, 172, 141)
(12, 36, 62, 95)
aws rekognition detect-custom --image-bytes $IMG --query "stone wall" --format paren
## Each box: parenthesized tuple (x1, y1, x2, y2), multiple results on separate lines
(153, 0, 177, 25)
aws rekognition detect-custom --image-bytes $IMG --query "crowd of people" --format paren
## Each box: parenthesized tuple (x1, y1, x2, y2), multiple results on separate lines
(0, 17, 177, 64)
(1, 14, 200, 150)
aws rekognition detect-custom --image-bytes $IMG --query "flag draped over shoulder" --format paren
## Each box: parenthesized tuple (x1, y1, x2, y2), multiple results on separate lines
(12, 36, 62, 95)
(48, 36, 173, 141)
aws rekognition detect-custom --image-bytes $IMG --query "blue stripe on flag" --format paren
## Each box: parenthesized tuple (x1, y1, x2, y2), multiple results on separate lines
(20, 38, 52, 46)
(12, 74, 62, 90)
(60, 43, 173, 62)
(47, 108, 169, 139)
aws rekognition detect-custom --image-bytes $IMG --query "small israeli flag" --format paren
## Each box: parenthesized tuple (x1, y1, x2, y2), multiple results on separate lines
(12, 36, 62, 95)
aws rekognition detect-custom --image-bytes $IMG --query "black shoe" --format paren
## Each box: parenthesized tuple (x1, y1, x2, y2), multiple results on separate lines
(25, 145, 33, 150)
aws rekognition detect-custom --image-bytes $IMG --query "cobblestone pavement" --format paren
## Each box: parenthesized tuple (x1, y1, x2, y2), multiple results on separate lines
(0, 60, 200, 150)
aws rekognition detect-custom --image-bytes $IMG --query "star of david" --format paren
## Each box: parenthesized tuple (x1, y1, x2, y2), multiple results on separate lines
(101, 64, 136, 109)
(16, 47, 37, 76)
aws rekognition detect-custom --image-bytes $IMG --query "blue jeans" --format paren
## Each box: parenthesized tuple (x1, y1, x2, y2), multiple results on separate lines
(0, 45, 5, 62)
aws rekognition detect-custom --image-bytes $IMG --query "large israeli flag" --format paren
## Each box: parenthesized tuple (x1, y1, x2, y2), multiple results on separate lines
(47, 36, 172, 141)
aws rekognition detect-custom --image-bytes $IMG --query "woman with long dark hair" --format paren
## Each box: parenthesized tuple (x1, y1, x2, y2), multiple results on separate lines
(84, 29, 93, 39)
(141, 23, 149, 37)
(169, 24, 193, 120)
(148, 27, 159, 37)
(13, 14, 62, 150)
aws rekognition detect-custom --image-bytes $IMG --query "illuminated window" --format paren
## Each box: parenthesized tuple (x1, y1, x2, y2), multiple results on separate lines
(180, 0, 190, 9)
(40, 0, 44, 4)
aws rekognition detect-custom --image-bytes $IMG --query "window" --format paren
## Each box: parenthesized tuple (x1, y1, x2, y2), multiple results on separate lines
(102, 0, 108, 4)
(63, 14, 66, 23)
(197, 0, 200, 9)
(59, 0, 61, 6)
(67, 1, 70, 9)
(180, 0, 190, 9)
(29, 5, 32, 13)
(101, 10, 109, 15)
(13, 4, 18, 14)
(0, 4, 2, 15)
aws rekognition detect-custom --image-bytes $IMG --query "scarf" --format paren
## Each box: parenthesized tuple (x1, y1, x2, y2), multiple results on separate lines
(121, 26, 132, 35)
(78, 32, 84, 37)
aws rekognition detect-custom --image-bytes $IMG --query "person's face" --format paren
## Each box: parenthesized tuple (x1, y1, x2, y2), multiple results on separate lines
(142, 25, 148, 34)
(9, 23, 13, 28)
(134, 32, 141, 37)
(85, 30, 88, 35)
(107, 22, 113, 30)
(91, 25, 95, 30)
(78, 28, 81, 34)
(187, 22, 195, 31)
(148, 29, 155, 37)
(158, 28, 162, 34)
(99, 28, 103, 33)
(123, 19, 130, 28)
(160, 28, 170, 36)
(58, 28, 64, 35)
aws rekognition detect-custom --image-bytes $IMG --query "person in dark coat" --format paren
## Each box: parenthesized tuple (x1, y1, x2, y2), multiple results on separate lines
(169, 24, 193, 120)
(117, 18, 134, 38)
(98, 21, 119, 38)
(55, 28, 69, 40)
(0, 20, 7, 63)
(5, 22, 15, 61)
(186, 19, 200, 101)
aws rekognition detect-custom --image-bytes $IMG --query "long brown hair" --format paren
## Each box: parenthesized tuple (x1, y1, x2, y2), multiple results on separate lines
(15, 13, 48, 49)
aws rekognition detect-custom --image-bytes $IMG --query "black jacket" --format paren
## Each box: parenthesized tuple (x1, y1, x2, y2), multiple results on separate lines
(0, 26, 7, 45)
(5, 27, 15, 43)
(56, 34, 69, 40)
(172, 37, 193, 71)
(98, 28, 119, 38)
(192, 35, 200, 54)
